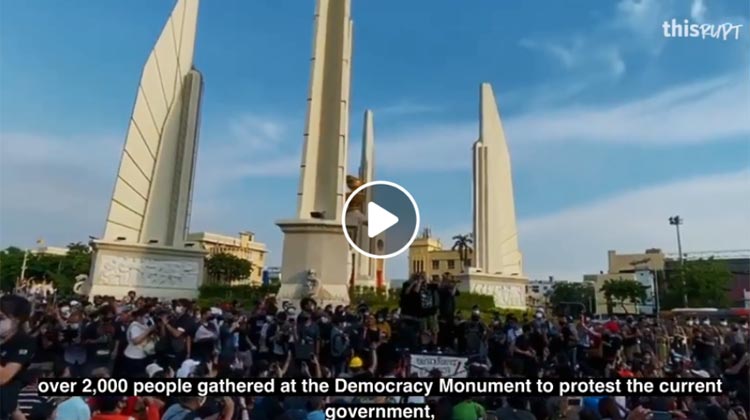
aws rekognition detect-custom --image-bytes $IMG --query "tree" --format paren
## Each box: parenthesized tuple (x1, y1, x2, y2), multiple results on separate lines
(663, 258, 732, 309)
(548, 282, 595, 314)
(205, 252, 254, 284)
(451, 234, 473, 272)
(0, 243, 92, 295)
(0, 247, 26, 291)
(600, 278, 648, 314)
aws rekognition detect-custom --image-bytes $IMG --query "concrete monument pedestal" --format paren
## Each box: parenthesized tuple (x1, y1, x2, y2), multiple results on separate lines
(456, 269, 527, 310)
(87, 241, 207, 299)
(276, 220, 350, 306)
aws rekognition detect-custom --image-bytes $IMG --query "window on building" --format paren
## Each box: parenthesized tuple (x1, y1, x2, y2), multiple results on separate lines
(447, 260, 455, 270)
(432, 260, 440, 270)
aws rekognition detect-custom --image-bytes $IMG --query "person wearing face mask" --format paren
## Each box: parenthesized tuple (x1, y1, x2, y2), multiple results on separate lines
(0, 294, 35, 420)
(123, 307, 157, 377)
(61, 308, 87, 377)
(461, 307, 487, 358)
(192, 308, 219, 364)
(160, 300, 196, 371)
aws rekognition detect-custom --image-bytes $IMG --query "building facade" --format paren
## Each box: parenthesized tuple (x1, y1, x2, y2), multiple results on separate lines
(526, 278, 555, 308)
(586, 248, 750, 313)
(407, 230, 473, 281)
(187, 231, 267, 285)
(584, 248, 665, 315)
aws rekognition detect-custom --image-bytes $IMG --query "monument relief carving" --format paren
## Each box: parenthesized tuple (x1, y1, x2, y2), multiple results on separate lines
(98, 255, 199, 289)
(470, 282, 525, 308)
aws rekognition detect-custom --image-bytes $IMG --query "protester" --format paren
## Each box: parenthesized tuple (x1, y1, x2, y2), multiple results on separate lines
(1, 285, 747, 420)
(0, 294, 35, 420)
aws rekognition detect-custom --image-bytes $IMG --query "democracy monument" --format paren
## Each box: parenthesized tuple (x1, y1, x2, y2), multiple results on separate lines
(84, 0, 527, 308)
(85, 0, 206, 298)
(456, 83, 527, 309)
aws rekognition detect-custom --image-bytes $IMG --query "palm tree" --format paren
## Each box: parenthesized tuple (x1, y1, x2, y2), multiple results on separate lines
(451, 234, 473, 272)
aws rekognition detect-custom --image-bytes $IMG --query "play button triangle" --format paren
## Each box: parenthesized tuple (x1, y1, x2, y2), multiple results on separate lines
(367, 201, 399, 238)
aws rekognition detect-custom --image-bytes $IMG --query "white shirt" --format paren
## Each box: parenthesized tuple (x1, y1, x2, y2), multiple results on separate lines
(124, 321, 148, 359)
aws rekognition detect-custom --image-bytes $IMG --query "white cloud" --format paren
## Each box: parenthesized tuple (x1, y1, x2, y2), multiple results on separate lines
(519, 169, 750, 280)
(227, 113, 285, 152)
(0, 132, 120, 245)
(370, 73, 749, 172)
(194, 113, 301, 186)
(386, 170, 750, 281)
(376, 101, 442, 117)
(519, 37, 625, 79)
(518, 38, 578, 69)
(375, 122, 475, 172)
(691, 0, 707, 23)
(505, 73, 749, 145)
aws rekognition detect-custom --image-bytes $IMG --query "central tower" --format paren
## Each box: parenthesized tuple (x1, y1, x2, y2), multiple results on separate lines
(276, 0, 354, 304)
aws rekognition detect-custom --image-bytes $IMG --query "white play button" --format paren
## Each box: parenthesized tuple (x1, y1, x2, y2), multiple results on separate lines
(342, 180, 420, 259)
(367, 202, 399, 238)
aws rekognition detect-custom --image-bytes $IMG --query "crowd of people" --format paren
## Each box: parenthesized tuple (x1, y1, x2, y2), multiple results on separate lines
(1, 272, 748, 420)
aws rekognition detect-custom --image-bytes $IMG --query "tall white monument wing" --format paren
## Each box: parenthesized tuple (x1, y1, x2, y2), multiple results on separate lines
(354, 110, 377, 280)
(472, 83, 523, 276)
(295, 0, 353, 222)
(104, 0, 201, 246)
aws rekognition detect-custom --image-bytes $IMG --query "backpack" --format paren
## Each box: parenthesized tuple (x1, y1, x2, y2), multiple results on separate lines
(331, 328, 349, 358)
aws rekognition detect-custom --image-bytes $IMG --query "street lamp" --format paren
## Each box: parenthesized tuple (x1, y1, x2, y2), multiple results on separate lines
(669, 215, 688, 307)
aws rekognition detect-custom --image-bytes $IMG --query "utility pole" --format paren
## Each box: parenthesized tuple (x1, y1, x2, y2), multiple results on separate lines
(669, 215, 688, 307)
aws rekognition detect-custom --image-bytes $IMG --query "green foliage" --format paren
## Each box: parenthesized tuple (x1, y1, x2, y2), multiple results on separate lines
(0, 247, 26, 291)
(455, 292, 495, 313)
(204, 252, 254, 284)
(350, 286, 398, 310)
(663, 258, 732, 309)
(198, 283, 280, 309)
(600, 277, 648, 314)
(548, 282, 595, 313)
(0, 243, 91, 295)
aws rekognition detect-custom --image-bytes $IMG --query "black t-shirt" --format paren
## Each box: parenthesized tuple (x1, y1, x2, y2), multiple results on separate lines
(32, 328, 62, 364)
(419, 283, 439, 317)
(438, 286, 459, 320)
(237, 329, 252, 352)
(694, 335, 714, 360)
(83, 321, 116, 362)
(170, 314, 196, 355)
(113, 321, 128, 358)
(530, 330, 546, 356)
(463, 320, 486, 354)
(602, 334, 622, 361)
(0, 331, 36, 418)
(318, 320, 332, 342)
(400, 281, 421, 318)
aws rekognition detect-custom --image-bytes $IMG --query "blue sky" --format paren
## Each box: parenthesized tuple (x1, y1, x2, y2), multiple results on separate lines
(1, 0, 749, 281)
